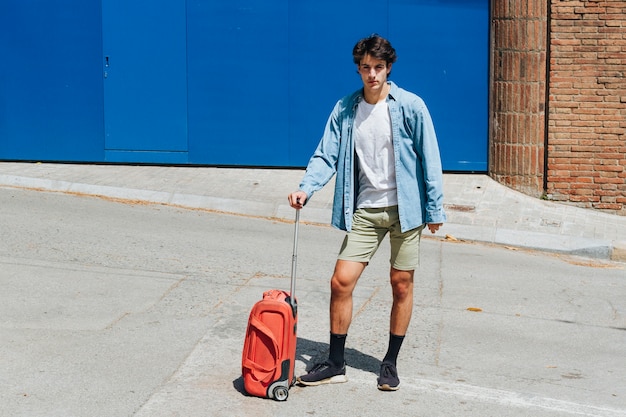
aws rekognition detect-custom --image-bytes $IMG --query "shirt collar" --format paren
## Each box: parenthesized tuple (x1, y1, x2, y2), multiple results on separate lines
(354, 81, 398, 108)
(387, 81, 398, 101)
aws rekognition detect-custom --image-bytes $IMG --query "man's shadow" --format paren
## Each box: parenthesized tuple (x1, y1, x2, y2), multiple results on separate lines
(233, 337, 381, 395)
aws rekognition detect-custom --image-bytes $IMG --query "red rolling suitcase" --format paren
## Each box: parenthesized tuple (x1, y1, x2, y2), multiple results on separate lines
(241, 210, 300, 401)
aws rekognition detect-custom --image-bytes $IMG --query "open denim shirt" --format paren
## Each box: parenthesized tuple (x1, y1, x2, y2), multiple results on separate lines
(299, 81, 446, 233)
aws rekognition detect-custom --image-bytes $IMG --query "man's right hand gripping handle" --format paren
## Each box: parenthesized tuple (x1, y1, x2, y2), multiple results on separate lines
(288, 191, 307, 209)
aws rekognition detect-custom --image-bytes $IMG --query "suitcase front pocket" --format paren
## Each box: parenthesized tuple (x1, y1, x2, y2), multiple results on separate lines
(242, 314, 281, 384)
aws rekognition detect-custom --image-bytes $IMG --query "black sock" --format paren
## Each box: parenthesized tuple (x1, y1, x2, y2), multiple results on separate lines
(382, 333, 405, 366)
(328, 333, 347, 366)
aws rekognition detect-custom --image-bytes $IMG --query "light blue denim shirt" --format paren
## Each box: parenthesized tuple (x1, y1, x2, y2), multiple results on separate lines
(299, 81, 446, 233)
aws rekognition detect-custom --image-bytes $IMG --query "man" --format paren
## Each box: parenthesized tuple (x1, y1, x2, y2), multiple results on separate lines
(288, 34, 446, 391)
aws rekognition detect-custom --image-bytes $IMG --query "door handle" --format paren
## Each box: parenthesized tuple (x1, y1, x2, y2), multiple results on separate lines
(104, 56, 109, 78)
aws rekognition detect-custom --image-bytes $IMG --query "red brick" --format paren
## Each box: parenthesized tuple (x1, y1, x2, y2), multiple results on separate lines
(492, 0, 626, 212)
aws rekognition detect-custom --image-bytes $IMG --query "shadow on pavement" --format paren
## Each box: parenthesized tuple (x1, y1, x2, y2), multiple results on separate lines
(232, 337, 382, 397)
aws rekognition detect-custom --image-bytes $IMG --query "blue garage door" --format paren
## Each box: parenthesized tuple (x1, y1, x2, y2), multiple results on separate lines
(390, 0, 489, 171)
(0, 1, 104, 161)
(187, 0, 290, 166)
(281, 0, 489, 171)
(0, 0, 488, 171)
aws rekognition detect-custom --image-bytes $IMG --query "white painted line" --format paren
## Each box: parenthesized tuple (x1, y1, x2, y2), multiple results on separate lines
(351, 374, 626, 417)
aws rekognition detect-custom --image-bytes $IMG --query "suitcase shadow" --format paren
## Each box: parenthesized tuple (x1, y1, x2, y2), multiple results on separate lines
(233, 376, 246, 396)
(295, 337, 381, 375)
(232, 336, 382, 396)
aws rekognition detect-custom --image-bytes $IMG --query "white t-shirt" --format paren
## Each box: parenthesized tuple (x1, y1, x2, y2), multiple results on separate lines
(354, 100, 398, 208)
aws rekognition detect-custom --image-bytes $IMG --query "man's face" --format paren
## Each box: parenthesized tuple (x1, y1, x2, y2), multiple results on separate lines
(357, 53, 391, 95)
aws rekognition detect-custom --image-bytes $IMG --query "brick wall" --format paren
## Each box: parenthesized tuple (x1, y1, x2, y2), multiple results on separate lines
(490, 0, 548, 198)
(491, 0, 626, 215)
(546, 0, 626, 214)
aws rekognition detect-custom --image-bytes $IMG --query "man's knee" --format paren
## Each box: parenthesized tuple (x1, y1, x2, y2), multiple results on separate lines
(330, 260, 365, 296)
(330, 272, 357, 296)
(330, 276, 349, 296)
(390, 269, 414, 300)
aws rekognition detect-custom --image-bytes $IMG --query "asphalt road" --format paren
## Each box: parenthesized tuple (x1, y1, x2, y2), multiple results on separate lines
(1, 187, 625, 417)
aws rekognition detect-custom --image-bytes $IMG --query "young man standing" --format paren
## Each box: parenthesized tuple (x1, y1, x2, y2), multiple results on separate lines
(288, 34, 445, 391)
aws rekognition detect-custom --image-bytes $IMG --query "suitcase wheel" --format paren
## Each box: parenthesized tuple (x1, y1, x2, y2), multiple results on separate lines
(272, 386, 289, 401)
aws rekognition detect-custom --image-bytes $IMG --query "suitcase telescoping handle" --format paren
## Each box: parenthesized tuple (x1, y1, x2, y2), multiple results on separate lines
(289, 209, 300, 312)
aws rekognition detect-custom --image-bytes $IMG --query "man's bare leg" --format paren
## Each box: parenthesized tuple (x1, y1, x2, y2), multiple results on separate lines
(389, 267, 415, 335)
(297, 259, 365, 386)
(378, 267, 415, 391)
(330, 259, 367, 334)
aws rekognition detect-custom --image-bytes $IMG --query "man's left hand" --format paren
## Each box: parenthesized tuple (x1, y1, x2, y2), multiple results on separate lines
(427, 223, 442, 234)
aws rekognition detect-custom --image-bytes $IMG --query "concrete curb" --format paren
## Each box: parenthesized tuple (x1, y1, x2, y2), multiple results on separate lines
(612, 240, 626, 262)
(1, 173, 621, 261)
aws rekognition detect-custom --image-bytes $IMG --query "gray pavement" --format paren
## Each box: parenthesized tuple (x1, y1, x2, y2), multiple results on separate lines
(1, 163, 626, 417)
(0, 162, 625, 261)
(1, 186, 625, 417)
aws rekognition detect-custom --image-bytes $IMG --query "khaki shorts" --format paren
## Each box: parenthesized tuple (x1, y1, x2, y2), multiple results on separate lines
(338, 206, 424, 270)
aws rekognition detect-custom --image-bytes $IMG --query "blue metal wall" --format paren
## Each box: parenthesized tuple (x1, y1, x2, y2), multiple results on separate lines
(0, 1, 104, 161)
(0, 0, 489, 171)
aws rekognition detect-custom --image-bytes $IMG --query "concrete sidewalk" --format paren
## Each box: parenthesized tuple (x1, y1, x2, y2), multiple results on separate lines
(0, 162, 625, 261)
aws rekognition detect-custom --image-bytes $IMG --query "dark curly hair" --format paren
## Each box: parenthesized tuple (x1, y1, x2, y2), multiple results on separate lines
(352, 34, 397, 74)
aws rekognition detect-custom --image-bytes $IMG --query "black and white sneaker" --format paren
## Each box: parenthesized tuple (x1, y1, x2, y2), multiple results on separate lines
(377, 362, 400, 391)
(297, 361, 348, 386)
